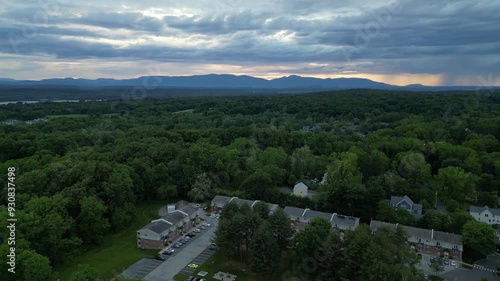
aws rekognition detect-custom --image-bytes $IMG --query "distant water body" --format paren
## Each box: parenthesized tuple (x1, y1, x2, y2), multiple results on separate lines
(0, 99, 106, 105)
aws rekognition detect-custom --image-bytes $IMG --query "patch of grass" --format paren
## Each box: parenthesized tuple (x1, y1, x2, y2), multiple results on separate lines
(175, 250, 296, 281)
(429, 275, 444, 281)
(51, 200, 169, 281)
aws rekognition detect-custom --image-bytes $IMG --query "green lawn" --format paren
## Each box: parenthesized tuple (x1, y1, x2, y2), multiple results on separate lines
(51, 200, 168, 281)
(47, 114, 89, 119)
(174, 250, 296, 281)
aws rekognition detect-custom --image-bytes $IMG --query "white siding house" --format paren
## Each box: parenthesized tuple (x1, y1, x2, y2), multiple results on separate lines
(470, 206, 500, 225)
(293, 182, 308, 197)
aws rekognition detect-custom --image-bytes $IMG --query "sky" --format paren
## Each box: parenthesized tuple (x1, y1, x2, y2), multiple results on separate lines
(1, 0, 499, 86)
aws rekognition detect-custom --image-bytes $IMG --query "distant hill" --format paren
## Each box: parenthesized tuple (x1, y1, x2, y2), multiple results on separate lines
(0, 74, 497, 91)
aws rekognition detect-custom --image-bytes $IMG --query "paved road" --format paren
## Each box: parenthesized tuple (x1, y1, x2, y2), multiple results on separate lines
(144, 218, 218, 281)
(441, 268, 500, 281)
(476, 254, 500, 271)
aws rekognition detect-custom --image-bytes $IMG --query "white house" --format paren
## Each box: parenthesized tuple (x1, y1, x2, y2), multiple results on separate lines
(293, 182, 308, 197)
(470, 205, 500, 225)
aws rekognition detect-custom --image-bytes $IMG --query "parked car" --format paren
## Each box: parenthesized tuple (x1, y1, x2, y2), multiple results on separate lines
(443, 258, 449, 265)
(154, 255, 167, 261)
(174, 242, 183, 247)
(184, 235, 191, 240)
(162, 249, 173, 255)
(181, 238, 189, 243)
(187, 232, 196, 237)
(203, 206, 208, 210)
(209, 243, 218, 251)
(430, 257, 436, 263)
(203, 222, 211, 227)
(451, 260, 456, 266)
(194, 228, 201, 233)
(200, 225, 206, 230)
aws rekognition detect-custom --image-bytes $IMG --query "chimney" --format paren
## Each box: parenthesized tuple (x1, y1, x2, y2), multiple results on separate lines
(431, 229, 434, 240)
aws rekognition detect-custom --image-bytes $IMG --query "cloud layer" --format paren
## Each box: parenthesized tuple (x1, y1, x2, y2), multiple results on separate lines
(1, 0, 499, 85)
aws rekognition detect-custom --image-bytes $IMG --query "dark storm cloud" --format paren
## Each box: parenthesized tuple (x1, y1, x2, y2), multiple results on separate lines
(1, 0, 499, 82)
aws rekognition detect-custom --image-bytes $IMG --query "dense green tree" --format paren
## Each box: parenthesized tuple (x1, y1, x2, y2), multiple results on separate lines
(69, 264, 99, 281)
(249, 222, 280, 273)
(397, 152, 431, 185)
(376, 200, 396, 222)
(188, 172, 212, 202)
(434, 167, 479, 203)
(77, 196, 110, 244)
(268, 207, 295, 250)
(294, 217, 332, 268)
(462, 221, 496, 254)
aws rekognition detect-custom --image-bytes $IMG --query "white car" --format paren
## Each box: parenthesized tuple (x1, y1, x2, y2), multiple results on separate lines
(194, 228, 201, 233)
(204, 222, 211, 227)
(451, 260, 456, 266)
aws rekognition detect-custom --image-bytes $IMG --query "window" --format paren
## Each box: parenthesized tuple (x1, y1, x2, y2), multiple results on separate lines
(485, 214, 489, 217)
(436, 242, 441, 246)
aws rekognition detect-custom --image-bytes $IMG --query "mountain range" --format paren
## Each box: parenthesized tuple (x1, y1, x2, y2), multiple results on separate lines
(0, 75, 495, 91)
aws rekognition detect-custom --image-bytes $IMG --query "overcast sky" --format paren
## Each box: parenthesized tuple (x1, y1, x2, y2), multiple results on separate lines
(1, 0, 499, 86)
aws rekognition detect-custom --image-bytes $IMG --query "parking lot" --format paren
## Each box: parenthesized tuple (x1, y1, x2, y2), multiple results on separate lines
(144, 218, 218, 281)
(121, 258, 164, 279)
(179, 247, 217, 275)
(416, 253, 459, 275)
(123, 219, 215, 280)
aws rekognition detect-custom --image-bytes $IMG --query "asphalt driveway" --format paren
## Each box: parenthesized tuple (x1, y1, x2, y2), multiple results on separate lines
(143, 218, 218, 281)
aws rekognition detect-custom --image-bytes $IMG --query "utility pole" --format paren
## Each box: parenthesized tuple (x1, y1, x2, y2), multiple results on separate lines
(435, 191, 438, 209)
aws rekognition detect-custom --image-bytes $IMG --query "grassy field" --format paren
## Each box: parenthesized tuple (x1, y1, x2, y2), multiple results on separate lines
(174, 250, 296, 281)
(51, 200, 168, 281)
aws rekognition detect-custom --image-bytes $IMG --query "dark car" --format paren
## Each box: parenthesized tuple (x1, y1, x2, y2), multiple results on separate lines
(162, 249, 173, 255)
(187, 232, 196, 237)
(209, 243, 218, 251)
(181, 238, 189, 243)
(154, 255, 166, 261)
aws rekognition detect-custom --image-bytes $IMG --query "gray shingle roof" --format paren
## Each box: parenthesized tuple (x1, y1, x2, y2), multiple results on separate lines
(211, 195, 234, 206)
(141, 219, 172, 234)
(303, 209, 332, 221)
(163, 210, 187, 225)
(233, 198, 256, 208)
(369, 220, 462, 246)
(180, 205, 198, 216)
(331, 214, 359, 228)
(284, 206, 306, 217)
(390, 195, 414, 206)
(470, 205, 500, 216)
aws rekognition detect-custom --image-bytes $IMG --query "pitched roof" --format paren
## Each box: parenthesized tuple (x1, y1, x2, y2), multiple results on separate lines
(163, 210, 187, 225)
(141, 219, 172, 234)
(265, 202, 279, 213)
(232, 198, 257, 208)
(331, 214, 359, 228)
(369, 220, 462, 246)
(211, 195, 234, 206)
(294, 182, 308, 191)
(284, 206, 306, 217)
(390, 195, 414, 206)
(180, 205, 199, 216)
(470, 205, 500, 216)
(303, 209, 332, 221)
